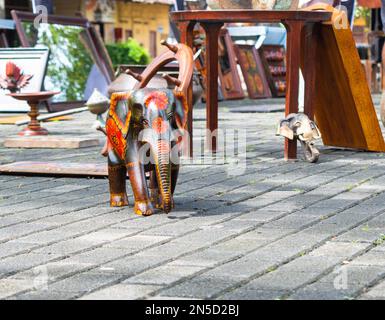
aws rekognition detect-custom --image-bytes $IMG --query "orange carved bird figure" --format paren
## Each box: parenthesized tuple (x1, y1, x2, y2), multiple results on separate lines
(0, 61, 33, 93)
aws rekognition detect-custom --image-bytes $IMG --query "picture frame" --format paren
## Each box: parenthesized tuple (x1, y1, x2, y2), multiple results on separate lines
(11, 10, 115, 112)
(190, 27, 228, 102)
(259, 44, 287, 97)
(218, 29, 244, 100)
(236, 44, 271, 99)
(0, 47, 49, 112)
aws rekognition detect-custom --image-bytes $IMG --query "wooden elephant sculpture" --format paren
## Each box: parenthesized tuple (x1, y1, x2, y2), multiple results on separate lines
(105, 41, 193, 216)
(277, 113, 322, 163)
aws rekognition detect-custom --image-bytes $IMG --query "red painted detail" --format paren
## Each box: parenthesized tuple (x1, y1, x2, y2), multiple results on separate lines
(157, 140, 170, 154)
(144, 91, 168, 110)
(106, 92, 131, 160)
(152, 117, 169, 134)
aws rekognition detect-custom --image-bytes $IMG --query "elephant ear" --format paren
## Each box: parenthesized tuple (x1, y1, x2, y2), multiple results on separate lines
(106, 92, 132, 160)
(174, 91, 189, 133)
(276, 119, 294, 140)
(310, 120, 322, 140)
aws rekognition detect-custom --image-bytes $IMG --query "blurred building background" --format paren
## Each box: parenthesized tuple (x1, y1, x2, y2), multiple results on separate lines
(0, 0, 173, 58)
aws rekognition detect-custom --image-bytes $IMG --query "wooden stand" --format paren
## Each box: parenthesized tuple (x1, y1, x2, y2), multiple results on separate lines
(301, 4, 385, 152)
(172, 8, 385, 158)
(19, 101, 48, 136)
(7, 91, 60, 136)
(172, 10, 332, 159)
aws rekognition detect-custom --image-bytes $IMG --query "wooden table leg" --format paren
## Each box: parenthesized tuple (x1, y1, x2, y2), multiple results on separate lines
(382, 44, 385, 91)
(201, 22, 224, 153)
(178, 21, 196, 157)
(283, 20, 304, 161)
(303, 22, 318, 121)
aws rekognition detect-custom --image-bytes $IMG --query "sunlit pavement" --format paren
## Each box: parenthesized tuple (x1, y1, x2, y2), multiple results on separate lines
(0, 96, 385, 300)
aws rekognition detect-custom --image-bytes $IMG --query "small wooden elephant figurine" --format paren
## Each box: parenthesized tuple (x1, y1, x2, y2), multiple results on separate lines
(277, 113, 322, 163)
(105, 41, 193, 216)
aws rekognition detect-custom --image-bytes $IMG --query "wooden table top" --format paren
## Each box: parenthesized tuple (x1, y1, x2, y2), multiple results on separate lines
(170, 10, 332, 23)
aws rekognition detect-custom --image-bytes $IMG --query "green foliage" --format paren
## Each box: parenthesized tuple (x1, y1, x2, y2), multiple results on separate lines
(106, 39, 150, 67)
(355, 6, 371, 20)
(23, 22, 93, 102)
(21, 25, 149, 102)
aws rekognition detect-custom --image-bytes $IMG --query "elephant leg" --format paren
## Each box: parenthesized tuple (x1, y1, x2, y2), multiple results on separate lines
(127, 162, 154, 216)
(108, 163, 129, 207)
(170, 164, 180, 209)
(171, 164, 180, 194)
(149, 169, 161, 209)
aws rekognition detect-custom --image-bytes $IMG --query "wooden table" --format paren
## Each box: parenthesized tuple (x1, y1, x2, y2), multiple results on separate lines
(170, 10, 332, 160)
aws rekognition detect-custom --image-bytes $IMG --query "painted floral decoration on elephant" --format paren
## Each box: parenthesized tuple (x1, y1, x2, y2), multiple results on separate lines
(104, 41, 194, 217)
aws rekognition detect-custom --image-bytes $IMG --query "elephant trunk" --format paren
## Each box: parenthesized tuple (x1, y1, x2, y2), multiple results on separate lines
(300, 140, 320, 163)
(155, 140, 172, 213)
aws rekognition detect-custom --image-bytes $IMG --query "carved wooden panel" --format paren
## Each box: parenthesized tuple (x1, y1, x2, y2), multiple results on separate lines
(236, 44, 271, 99)
(217, 29, 244, 100)
(259, 44, 287, 97)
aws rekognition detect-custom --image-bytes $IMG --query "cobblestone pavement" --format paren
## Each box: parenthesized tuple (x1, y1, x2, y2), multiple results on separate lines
(0, 96, 385, 300)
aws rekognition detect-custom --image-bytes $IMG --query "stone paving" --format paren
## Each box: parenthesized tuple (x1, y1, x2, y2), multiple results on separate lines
(0, 96, 385, 300)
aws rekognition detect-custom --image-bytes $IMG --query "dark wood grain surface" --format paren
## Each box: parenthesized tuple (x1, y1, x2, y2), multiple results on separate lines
(306, 24, 385, 152)
(171, 10, 332, 23)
